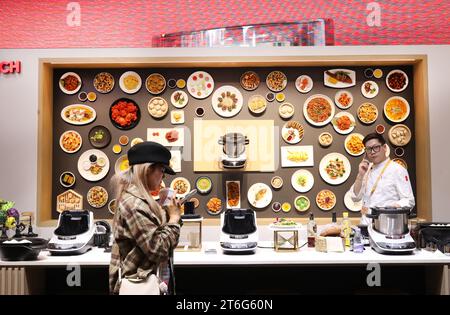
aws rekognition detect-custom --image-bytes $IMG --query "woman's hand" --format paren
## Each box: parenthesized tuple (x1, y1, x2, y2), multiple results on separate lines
(166, 197, 181, 224)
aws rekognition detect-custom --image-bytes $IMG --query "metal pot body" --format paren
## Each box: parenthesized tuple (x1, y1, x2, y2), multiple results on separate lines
(218, 133, 249, 158)
(373, 213, 409, 236)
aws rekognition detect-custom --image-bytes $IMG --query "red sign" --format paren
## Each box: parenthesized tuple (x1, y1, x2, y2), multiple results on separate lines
(1, 61, 21, 74)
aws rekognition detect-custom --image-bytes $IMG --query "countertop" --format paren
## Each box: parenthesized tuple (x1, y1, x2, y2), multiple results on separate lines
(1, 242, 450, 267)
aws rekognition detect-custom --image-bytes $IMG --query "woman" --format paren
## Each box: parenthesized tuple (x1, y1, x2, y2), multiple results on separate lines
(109, 141, 181, 295)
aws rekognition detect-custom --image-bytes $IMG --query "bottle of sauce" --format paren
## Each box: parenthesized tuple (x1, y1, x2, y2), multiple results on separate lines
(307, 212, 317, 248)
(342, 212, 351, 248)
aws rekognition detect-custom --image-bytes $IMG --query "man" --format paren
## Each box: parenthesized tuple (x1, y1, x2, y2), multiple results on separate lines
(348, 133, 415, 225)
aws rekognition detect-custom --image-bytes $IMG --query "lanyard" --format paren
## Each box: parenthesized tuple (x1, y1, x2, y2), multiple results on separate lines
(366, 159, 392, 198)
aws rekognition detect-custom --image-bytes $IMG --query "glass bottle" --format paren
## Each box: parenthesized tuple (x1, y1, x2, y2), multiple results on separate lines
(307, 212, 317, 248)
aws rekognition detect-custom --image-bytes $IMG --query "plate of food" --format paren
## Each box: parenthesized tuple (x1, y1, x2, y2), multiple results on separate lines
(295, 75, 313, 93)
(361, 80, 379, 98)
(61, 104, 96, 125)
(386, 69, 409, 92)
(357, 102, 378, 124)
(206, 197, 223, 216)
(270, 218, 301, 229)
(130, 137, 144, 147)
(60, 171, 76, 188)
(59, 72, 82, 94)
(170, 110, 184, 125)
(278, 102, 295, 119)
(316, 189, 336, 211)
(145, 73, 166, 95)
(384, 96, 410, 123)
(319, 152, 351, 185)
(57, 189, 83, 213)
(393, 158, 408, 169)
(248, 95, 267, 114)
(344, 133, 365, 156)
(59, 130, 82, 153)
(303, 94, 335, 127)
(147, 97, 169, 119)
(108, 199, 117, 215)
(324, 69, 356, 88)
(169, 150, 182, 173)
(281, 121, 304, 144)
(119, 71, 142, 94)
(93, 72, 115, 93)
(294, 195, 311, 212)
(291, 169, 314, 193)
(88, 125, 111, 149)
(114, 155, 130, 174)
(211, 85, 243, 118)
(334, 90, 353, 109)
(388, 124, 411, 146)
(110, 98, 140, 130)
(247, 183, 272, 209)
(240, 71, 260, 91)
(87, 186, 108, 208)
(226, 181, 240, 209)
(281, 145, 314, 167)
(266, 70, 287, 92)
(170, 90, 189, 108)
(196, 176, 212, 194)
(77, 149, 110, 182)
(187, 71, 214, 99)
(170, 177, 190, 198)
(344, 190, 362, 212)
(150, 181, 165, 201)
(318, 132, 333, 147)
(271, 176, 283, 189)
(331, 112, 356, 135)
(147, 128, 184, 147)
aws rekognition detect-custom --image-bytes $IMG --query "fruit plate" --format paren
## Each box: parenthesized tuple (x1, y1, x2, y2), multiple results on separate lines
(247, 183, 272, 209)
(291, 169, 314, 193)
(280, 145, 314, 167)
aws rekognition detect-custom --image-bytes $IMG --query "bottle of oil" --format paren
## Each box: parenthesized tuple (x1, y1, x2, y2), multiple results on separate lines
(342, 212, 351, 248)
(307, 212, 317, 248)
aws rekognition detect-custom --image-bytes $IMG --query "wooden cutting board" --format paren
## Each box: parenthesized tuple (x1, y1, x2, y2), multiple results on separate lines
(193, 120, 275, 172)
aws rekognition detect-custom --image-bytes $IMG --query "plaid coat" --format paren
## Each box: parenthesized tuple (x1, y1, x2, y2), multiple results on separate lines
(109, 184, 180, 294)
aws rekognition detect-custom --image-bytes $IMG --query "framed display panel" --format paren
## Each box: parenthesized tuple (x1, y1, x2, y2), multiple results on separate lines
(38, 55, 430, 226)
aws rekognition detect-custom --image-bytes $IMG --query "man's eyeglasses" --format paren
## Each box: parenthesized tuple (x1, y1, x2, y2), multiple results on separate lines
(364, 144, 382, 153)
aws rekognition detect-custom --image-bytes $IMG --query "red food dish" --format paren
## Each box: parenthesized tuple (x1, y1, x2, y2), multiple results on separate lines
(165, 130, 179, 142)
(110, 98, 141, 130)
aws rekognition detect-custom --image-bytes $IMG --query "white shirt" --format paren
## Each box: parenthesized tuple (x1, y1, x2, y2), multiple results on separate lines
(348, 158, 415, 225)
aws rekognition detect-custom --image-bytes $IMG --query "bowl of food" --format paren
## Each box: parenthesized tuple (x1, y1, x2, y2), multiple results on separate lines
(294, 196, 310, 212)
(386, 69, 408, 92)
(318, 132, 333, 147)
(196, 176, 212, 194)
(206, 197, 222, 215)
(248, 95, 267, 114)
(145, 73, 166, 95)
(278, 102, 294, 119)
(271, 176, 283, 189)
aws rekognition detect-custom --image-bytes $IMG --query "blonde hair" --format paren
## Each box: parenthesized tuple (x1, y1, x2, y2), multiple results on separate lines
(110, 163, 165, 223)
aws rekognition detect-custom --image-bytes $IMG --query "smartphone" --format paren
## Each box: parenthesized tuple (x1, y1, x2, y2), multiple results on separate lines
(161, 188, 176, 207)
(179, 189, 198, 205)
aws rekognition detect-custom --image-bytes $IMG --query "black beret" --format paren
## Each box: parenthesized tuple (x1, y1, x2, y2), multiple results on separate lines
(127, 141, 175, 175)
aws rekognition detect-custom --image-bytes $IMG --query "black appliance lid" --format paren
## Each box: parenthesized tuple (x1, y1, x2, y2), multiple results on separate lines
(222, 209, 256, 235)
(54, 210, 91, 236)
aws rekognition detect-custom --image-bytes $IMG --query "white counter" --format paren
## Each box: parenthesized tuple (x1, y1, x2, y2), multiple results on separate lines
(1, 242, 450, 267)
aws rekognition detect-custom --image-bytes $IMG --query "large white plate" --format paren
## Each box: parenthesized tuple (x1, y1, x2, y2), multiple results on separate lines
(319, 152, 351, 185)
(303, 94, 335, 127)
(114, 154, 130, 174)
(59, 72, 82, 94)
(77, 149, 110, 182)
(119, 71, 142, 94)
(170, 177, 191, 198)
(291, 169, 314, 193)
(384, 96, 410, 123)
(247, 183, 272, 209)
(226, 181, 241, 209)
(187, 71, 214, 99)
(147, 127, 184, 147)
(331, 111, 356, 135)
(334, 90, 354, 109)
(211, 85, 243, 118)
(61, 104, 96, 125)
(344, 190, 362, 212)
(386, 69, 409, 92)
(324, 69, 356, 88)
(281, 145, 314, 167)
(169, 150, 182, 173)
(344, 133, 365, 156)
(281, 121, 304, 144)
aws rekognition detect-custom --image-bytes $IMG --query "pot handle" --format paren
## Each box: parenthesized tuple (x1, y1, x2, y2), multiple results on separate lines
(365, 213, 378, 219)
(408, 206, 417, 219)
(245, 139, 249, 145)
(218, 137, 224, 145)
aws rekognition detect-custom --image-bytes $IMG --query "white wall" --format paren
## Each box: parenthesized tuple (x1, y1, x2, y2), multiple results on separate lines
(0, 46, 449, 239)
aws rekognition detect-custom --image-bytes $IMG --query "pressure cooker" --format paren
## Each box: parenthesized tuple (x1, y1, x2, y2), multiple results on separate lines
(218, 133, 249, 158)
(367, 207, 416, 236)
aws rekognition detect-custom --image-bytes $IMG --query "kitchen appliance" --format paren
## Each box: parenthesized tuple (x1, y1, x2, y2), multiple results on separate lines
(415, 222, 450, 253)
(220, 209, 258, 254)
(47, 210, 95, 255)
(367, 207, 416, 255)
(218, 132, 249, 168)
(0, 238, 48, 261)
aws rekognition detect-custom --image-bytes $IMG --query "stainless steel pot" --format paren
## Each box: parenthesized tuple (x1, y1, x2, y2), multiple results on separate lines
(367, 207, 415, 236)
(218, 133, 249, 158)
